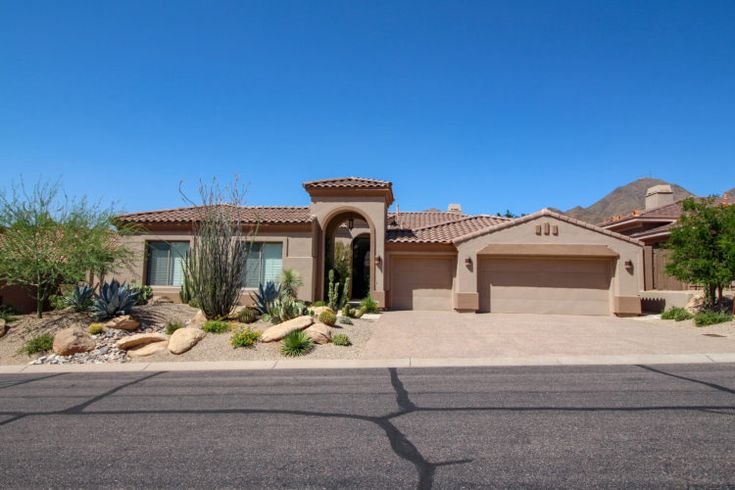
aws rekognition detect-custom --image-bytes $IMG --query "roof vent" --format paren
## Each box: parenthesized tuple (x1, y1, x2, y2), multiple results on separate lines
(448, 203, 462, 213)
(645, 185, 674, 211)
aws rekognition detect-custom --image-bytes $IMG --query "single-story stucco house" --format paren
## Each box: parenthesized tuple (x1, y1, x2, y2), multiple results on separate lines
(112, 177, 644, 316)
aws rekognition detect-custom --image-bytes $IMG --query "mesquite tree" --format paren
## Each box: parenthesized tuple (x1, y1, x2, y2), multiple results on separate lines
(181, 178, 254, 320)
(0, 180, 135, 318)
(665, 197, 735, 308)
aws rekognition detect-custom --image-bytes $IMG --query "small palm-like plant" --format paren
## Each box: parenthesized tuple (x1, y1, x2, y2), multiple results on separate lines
(280, 330, 313, 357)
(359, 294, 380, 313)
(90, 280, 138, 320)
(280, 269, 303, 300)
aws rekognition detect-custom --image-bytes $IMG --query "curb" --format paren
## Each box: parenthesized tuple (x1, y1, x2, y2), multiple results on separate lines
(1, 353, 735, 374)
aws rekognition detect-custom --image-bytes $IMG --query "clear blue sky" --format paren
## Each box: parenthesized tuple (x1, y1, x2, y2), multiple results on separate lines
(1, 0, 733, 216)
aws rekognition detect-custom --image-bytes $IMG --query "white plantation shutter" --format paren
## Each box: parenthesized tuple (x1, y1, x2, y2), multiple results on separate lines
(244, 243, 263, 288)
(147, 242, 171, 286)
(171, 242, 189, 286)
(263, 243, 283, 285)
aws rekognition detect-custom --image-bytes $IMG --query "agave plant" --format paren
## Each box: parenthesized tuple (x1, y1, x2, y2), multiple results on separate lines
(90, 279, 139, 320)
(67, 284, 94, 312)
(251, 281, 281, 315)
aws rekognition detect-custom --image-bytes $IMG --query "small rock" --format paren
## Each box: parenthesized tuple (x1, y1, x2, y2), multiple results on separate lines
(53, 327, 96, 356)
(168, 327, 206, 355)
(116, 333, 168, 350)
(128, 341, 168, 358)
(188, 309, 207, 328)
(260, 316, 314, 343)
(304, 323, 331, 344)
(104, 315, 140, 331)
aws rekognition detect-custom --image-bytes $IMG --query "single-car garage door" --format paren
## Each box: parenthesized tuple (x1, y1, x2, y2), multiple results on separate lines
(390, 256, 454, 310)
(478, 258, 612, 315)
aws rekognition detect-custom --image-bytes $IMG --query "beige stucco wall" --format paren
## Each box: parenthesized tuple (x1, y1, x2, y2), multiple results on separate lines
(111, 227, 315, 304)
(455, 214, 644, 315)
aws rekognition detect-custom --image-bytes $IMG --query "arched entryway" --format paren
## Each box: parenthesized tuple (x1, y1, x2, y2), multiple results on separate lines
(321, 210, 374, 302)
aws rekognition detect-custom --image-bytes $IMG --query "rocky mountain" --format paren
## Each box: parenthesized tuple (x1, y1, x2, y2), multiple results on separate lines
(561, 178, 693, 225)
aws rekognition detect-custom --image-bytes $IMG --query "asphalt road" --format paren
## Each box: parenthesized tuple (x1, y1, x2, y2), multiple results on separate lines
(1, 364, 734, 489)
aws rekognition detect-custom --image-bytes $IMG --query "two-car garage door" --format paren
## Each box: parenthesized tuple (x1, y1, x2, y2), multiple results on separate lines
(478, 258, 612, 315)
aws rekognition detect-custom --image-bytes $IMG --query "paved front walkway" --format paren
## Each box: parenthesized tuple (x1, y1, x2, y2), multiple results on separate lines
(360, 311, 735, 359)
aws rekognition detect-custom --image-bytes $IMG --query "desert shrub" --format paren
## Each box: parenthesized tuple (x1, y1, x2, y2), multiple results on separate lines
(22, 333, 54, 355)
(0, 305, 18, 323)
(237, 308, 258, 324)
(359, 295, 380, 313)
(67, 284, 94, 312)
(339, 316, 353, 325)
(202, 320, 230, 333)
(280, 330, 313, 357)
(280, 269, 303, 301)
(165, 321, 185, 335)
(332, 334, 351, 346)
(319, 310, 337, 326)
(230, 327, 261, 348)
(88, 323, 105, 335)
(129, 284, 153, 305)
(312, 300, 327, 307)
(694, 311, 733, 327)
(660, 307, 694, 322)
(49, 294, 67, 311)
(90, 279, 138, 320)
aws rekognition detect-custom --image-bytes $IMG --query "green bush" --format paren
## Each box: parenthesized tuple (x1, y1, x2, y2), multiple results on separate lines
(312, 300, 327, 307)
(130, 284, 153, 305)
(359, 295, 380, 313)
(694, 311, 733, 327)
(0, 305, 18, 323)
(661, 307, 694, 322)
(49, 294, 67, 311)
(280, 330, 313, 357)
(237, 308, 258, 324)
(22, 333, 54, 355)
(231, 327, 261, 348)
(340, 316, 353, 325)
(88, 323, 105, 335)
(354, 307, 365, 319)
(319, 310, 337, 326)
(202, 320, 231, 333)
(332, 334, 351, 346)
(165, 321, 185, 335)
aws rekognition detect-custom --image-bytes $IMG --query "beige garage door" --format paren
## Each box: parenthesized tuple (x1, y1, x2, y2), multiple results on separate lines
(391, 257, 454, 310)
(478, 258, 612, 315)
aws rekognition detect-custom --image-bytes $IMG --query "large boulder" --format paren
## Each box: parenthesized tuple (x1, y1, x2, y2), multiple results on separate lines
(168, 327, 206, 355)
(128, 341, 168, 358)
(260, 316, 313, 343)
(304, 323, 331, 345)
(116, 333, 168, 351)
(686, 292, 705, 313)
(53, 327, 96, 356)
(311, 306, 335, 317)
(104, 315, 140, 331)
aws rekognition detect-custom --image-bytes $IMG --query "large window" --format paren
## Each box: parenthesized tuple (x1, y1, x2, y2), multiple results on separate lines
(146, 241, 189, 286)
(242, 242, 283, 288)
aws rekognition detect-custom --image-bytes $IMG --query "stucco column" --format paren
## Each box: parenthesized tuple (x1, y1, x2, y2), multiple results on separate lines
(453, 247, 479, 311)
(372, 224, 386, 306)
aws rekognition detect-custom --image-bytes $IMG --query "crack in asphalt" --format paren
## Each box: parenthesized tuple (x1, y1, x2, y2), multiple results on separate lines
(1, 365, 734, 488)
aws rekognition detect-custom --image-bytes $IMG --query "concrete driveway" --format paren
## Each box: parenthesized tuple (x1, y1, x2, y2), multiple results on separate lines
(360, 311, 735, 360)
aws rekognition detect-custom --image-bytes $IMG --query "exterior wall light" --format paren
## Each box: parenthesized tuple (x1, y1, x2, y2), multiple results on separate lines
(347, 218, 354, 230)
(375, 255, 382, 266)
(465, 257, 472, 267)
(624, 259, 633, 270)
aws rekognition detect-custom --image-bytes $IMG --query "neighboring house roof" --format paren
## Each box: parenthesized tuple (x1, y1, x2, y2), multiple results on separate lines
(302, 177, 392, 190)
(604, 193, 733, 228)
(630, 222, 675, 239)
(452, 208, 643, 246)
(116, 205, 313, 224)
(387, 215, 511, 243)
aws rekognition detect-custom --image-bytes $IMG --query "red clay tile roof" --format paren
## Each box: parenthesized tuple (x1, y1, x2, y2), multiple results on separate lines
(387, 215, 512, 243)
(303, 177, 392, 190)
(117, 205, 312, 224)
(604, 194, 734, 227)
(387, 211, 468, 230)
